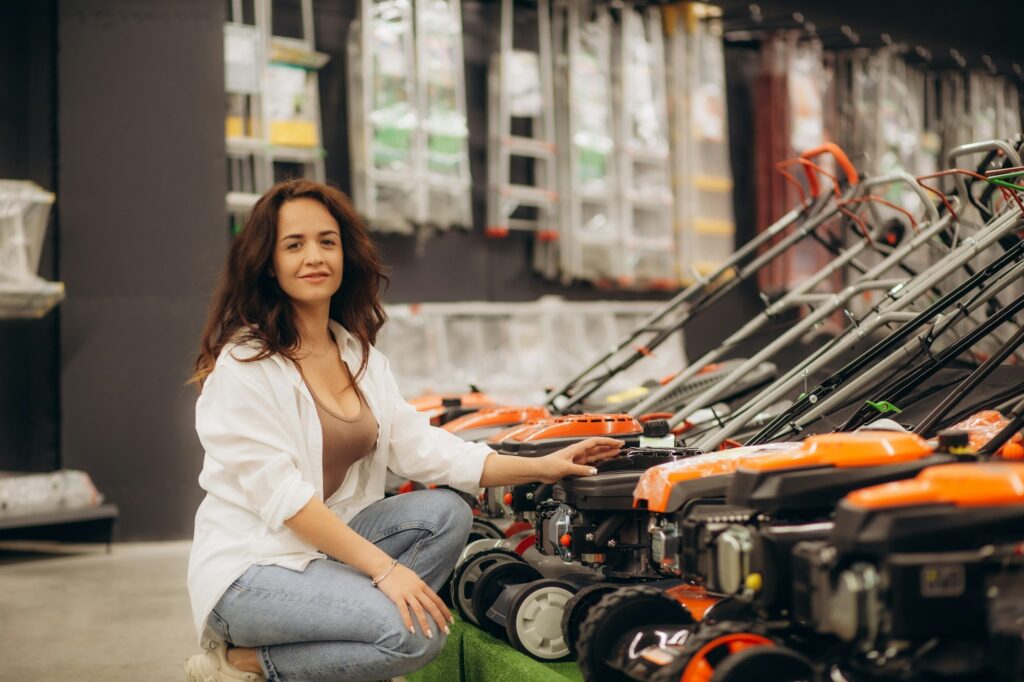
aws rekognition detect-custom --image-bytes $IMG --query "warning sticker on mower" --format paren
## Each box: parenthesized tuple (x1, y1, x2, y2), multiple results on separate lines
(920, 564, 965, 598)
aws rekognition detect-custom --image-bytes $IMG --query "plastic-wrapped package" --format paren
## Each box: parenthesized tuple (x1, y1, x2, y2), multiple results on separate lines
(667, 4, 736, 283)
(415, 0, 472, 229)
(0, 470, 102, 517)
(554, 1, 621, 284)
(350, 0, 472, 233)
(0, 181, 63, 318)
(376, 298, 686, 404)
(949, 410, 1024, 459)
(615, 4, 675, 288)
(266, 64, 320, 147)
(347, 0, 419, 232)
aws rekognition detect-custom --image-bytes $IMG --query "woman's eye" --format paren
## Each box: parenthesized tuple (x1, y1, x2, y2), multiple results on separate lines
(286, 242, 301, 250)
(322, 239, 337, 246)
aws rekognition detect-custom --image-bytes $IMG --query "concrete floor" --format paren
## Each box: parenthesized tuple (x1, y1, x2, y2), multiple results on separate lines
(0, 540, 197, 681)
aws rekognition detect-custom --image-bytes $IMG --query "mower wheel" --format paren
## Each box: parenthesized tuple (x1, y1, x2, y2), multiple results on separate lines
(560, 583, 618, 656)
(450, 548, 524, 625)
(576, 584, 696, 682)
(506, 579, 576, 661)
(455, 538, 507, 572)
(471, 558, 542, 637)
(468, 517, 505, 543)
(709, 645, 817, 682)
(445, 538, 506, 609)
(649, 621, 815, 682)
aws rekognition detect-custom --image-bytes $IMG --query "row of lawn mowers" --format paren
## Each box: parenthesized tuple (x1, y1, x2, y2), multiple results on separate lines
(406, 138, 1024, 680)
(443, 425, 1024, 682)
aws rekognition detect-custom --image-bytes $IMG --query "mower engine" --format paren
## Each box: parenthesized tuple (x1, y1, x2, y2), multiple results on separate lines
(791, 462, 1024, 680)
(700, 431, 956, 612)
(484, 413, 644, 520)
(537, 447, 700, 579)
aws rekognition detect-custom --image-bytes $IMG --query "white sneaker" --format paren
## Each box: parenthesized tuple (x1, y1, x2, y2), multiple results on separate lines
(184, 640, 265, 681)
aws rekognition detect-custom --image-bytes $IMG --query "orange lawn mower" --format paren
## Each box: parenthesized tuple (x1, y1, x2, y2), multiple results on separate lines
(781, 461, 1024, 681)
(472, 362, 780, 526)
(443, 414, 651, 655)
(573, 431, 965, 682)
(408, 387, 499, 427)
(645, 460, 1024, 681)
(453, 441, 706, 661)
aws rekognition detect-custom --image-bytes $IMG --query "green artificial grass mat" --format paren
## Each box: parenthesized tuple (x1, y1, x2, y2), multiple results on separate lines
(407, 615, 583, 682)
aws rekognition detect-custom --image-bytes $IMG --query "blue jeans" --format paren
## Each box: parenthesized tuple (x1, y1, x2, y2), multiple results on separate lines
(206, 489, 472, 682)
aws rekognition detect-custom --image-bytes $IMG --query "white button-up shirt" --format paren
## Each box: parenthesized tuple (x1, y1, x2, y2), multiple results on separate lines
(186, 320, 493, 645)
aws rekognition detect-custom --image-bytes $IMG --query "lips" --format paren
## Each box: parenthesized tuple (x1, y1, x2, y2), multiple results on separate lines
(301, 272, 330, 280)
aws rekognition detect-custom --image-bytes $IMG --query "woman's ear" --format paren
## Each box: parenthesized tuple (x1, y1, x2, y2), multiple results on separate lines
(268, 266, 276, 278)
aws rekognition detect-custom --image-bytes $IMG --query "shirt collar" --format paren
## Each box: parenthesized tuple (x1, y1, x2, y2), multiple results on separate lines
(328, 319, 361, 359)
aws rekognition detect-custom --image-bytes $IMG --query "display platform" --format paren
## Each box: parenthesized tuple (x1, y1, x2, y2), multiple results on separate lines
(408, 616, 582, 682)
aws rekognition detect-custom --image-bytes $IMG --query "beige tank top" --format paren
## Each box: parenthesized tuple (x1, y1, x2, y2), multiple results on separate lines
(302, 375, 379, 499)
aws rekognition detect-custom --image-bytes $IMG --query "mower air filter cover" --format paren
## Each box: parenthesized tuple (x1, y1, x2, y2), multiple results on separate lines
(633, 442, 802, 513)
(832, 463, 1024, 554)
(727, 431, 949, 513)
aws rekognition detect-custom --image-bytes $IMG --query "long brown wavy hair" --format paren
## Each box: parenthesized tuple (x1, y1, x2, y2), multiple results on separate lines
(190, 180, 388, 388)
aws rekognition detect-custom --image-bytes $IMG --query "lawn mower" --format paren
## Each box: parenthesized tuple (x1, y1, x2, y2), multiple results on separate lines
(574, 430, 963, 681)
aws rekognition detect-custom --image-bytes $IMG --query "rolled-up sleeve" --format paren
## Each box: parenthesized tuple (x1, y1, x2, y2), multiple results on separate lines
(379, 355, 494, 495)
(196, 360, 316, 530)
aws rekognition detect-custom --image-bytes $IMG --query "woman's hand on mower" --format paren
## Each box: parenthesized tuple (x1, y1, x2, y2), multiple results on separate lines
(537, 437, 624, 483)
(375, 562, 453, 638)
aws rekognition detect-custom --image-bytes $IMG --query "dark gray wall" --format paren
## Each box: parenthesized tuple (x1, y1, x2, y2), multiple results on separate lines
(0, 1, 59, 473)
(58, 0, 225, 539)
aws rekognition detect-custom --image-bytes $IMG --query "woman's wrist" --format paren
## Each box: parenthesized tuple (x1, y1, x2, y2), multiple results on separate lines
(365, 550, 397, 579)
(532, 456, 555, 483)
(371, 558, 400, 587)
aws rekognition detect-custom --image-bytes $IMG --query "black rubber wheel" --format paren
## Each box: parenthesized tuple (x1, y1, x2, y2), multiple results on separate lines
(505, 579, 576, 661)
(560, 583, 618, 657)
(468, 517, 504, 542)
(449, 548, 524, 625)
(647, 621, 782, 682)
(472, 559, 543, 637)
(710, 645, 817, 682)
(576, 584, 696, 682)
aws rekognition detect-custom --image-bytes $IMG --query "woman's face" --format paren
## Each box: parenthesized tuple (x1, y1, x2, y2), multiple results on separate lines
(272, 198, 344, 308)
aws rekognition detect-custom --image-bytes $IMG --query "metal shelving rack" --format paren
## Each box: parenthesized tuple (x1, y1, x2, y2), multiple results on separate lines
(225, 0, 327, 234)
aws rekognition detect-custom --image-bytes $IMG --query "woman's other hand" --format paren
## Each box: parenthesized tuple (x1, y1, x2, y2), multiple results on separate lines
(375, 562, 453, 638)
(536, 437, 624, 483)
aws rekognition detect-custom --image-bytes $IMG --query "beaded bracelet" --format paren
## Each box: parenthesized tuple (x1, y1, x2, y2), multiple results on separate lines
(371, 558, 400, 588)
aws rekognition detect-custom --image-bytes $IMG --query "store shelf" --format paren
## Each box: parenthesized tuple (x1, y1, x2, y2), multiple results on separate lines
(226, 191, 260, 215)
(0, 282, 65, 320)
(270, 144, 326, 163)
(269, 36, 329, 70)
(0, 504, 119, 545)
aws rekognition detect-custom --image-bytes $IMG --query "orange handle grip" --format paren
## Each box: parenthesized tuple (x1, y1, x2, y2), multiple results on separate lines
(799, 143, 858, 197)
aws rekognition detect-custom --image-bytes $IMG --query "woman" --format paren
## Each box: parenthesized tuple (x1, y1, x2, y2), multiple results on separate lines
(185, 179, 623, 682)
